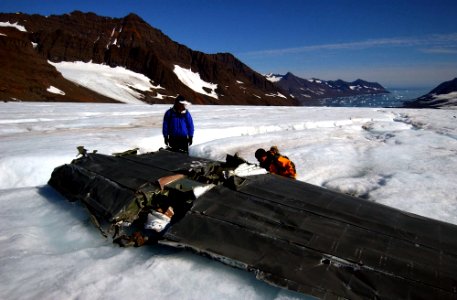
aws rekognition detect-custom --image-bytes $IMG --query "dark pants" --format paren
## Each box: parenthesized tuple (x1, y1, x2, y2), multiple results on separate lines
(168, 136, 189, 153)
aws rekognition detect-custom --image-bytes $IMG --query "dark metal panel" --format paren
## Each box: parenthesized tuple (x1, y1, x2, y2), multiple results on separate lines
(164, 177, 457, 299)
(238, 174, 457, 253)
(49, 150, 457, 299)
(72, 153, 174, 190)
(125, 150, 214, 172)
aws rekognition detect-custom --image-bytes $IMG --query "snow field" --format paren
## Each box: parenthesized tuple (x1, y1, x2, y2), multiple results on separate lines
(0, 102, 456, 300)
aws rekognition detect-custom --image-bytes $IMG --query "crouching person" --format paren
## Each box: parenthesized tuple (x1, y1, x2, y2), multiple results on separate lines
(255, 146, 297, 179)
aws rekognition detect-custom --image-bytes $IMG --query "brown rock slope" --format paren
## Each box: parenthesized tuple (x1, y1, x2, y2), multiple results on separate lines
(0, 23, 117, 102)
(0, 11, 297, 105)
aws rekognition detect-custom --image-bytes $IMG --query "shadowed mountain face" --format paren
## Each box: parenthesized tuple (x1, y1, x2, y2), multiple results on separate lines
(265, 72, 389, 104)
(404, 78, 457, 109)
(0, 11, 297, 105)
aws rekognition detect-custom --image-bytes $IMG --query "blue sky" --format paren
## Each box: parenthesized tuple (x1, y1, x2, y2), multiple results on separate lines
(1, 0, 457, 88)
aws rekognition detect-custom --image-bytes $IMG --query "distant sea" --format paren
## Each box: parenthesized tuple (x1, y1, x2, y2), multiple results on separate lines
(303, 88, 430, 108)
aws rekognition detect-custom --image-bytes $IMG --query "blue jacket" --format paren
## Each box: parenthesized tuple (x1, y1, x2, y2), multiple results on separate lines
(162, 108, 194, 138)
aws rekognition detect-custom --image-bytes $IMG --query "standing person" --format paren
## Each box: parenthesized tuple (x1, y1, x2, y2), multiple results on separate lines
(255, 147, 297, 179)
(162, 95, 194, 153)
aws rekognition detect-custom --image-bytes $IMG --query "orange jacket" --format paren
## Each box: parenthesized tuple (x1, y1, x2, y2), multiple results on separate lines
(269, 155, 296, 179)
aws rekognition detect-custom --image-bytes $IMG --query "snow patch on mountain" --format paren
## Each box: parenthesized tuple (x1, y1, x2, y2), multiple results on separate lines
(264, 73, 283, 83)
(49, 61, 164, 104)
(433, 91, 457, 103)
(0, 21, 26, 32)
(173, 65, 219, 99)
(47, 86, 65, 95)
(265, 92, 287, 99)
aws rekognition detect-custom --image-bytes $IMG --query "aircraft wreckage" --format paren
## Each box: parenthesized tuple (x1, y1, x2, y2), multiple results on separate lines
(48, 148, 457, 299)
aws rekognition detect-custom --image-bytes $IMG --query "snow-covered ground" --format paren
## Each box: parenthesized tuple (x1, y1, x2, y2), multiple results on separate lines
(1, 101, 457, 300)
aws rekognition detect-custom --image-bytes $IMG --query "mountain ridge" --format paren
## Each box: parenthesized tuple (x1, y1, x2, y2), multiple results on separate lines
(0, 11, 296, 105)
(1, 11, 389, 106)
(404, 77, 457, 109)
(265, 72, 389, 105)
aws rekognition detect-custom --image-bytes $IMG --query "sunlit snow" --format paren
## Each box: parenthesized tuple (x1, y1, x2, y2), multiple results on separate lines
(47, 85, 65, 95)
(264, 73, 282, 83)
(49, 61, 165, 104)
(0, 101, 456, 300)
(265, 92, 287, 98)
(173, 65, 219, 99)
(0, 21, 27, 32)
(432, 92, 457, 106)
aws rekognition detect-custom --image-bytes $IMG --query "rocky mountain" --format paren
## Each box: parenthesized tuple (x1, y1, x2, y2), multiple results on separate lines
(404, 78, 457, 109)
(0, 11, 297, 105)
(265, 72, 388, 104)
